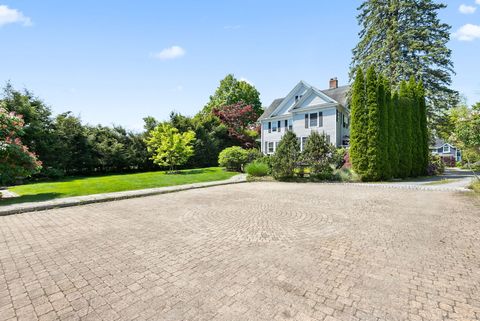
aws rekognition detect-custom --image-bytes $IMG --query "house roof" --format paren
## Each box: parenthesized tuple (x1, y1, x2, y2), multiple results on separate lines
(259, 82, 350, 121)
(258, 98, 284, 121)
(322, 85, 349, 107)
(431, 138, 457, 149)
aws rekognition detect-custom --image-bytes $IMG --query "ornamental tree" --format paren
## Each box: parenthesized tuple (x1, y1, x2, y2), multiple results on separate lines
(213, 101, 260, 148)
(0, 107, 42, 185)
(145, 123, 195, 172)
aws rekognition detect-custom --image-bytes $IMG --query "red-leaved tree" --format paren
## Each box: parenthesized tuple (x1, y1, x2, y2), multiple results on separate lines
(0, 107, 42, 185)
(213, 101, 260, 148)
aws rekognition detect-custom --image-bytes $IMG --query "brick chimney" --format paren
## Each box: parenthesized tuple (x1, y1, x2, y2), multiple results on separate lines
(329, 77, 338, 89)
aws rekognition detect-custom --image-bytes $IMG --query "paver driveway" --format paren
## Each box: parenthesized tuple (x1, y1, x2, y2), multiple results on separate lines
(0, 183, 479, 321)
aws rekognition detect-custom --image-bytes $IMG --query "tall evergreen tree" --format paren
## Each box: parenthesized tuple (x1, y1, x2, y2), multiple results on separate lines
(350, 68, 369, 177)
(391, 91, 400, 178)
(417, 81, 429, 175)
(376, 74, 387, 180)
(382, 78, 392, 179)
(399, 81, 413, 177)
(365, 67, 382, 181)
(351, 0, 458, 127)
(409, 77, 422, 177)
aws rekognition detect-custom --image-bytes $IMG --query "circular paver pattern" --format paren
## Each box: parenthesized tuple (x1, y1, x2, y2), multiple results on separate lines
(182, 201, 341, 243)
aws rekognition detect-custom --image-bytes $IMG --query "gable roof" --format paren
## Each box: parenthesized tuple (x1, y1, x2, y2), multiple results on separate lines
(259, 81, 350, 121)
(431, 138, 457, 149)
(258, 98, 284, 121)
(322, 85, 349, 107)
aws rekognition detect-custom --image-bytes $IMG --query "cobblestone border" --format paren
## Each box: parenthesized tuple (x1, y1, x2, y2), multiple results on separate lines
(0, 174, 247, 216)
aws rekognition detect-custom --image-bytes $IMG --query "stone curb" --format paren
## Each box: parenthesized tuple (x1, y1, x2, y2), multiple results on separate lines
(0, 174, 247, 216)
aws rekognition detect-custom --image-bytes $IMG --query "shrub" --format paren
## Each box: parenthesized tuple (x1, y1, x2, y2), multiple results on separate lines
(332, 148, 347, 169)
(470, 179, 480, 193)
(218, 146, 248, 172)
(427, 154, 445, 176)
(271, 131, 300, 179)
(246, 148, 262, 163)
(441, 156, 456, 168)
(333, 168, 361, 182)
(245, 162, 269, 177)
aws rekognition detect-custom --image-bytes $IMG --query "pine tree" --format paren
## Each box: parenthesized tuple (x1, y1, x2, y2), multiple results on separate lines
(349, 68, 369, 177)
(365, 67, 382, 181)
(351, 0, 458, 127)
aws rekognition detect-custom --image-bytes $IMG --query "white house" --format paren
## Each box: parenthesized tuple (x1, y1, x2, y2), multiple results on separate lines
(258, 78, 350, 154)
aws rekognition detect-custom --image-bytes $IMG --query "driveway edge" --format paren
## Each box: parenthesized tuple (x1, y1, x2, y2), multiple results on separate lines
(0, 174, 247, 216)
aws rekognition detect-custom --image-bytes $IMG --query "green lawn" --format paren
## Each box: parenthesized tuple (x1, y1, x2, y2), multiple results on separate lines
(1, 167, 236, 205)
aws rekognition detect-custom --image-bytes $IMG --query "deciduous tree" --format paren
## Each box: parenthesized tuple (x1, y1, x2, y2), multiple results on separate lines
(145, 123, 195, 172)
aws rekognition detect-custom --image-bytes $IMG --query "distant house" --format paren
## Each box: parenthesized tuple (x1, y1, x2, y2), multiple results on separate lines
(431, 139, 462, 162)
(258, 78, 350, 155)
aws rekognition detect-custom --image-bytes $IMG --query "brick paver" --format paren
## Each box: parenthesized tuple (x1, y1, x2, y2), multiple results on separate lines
(0, 182, 479, 321)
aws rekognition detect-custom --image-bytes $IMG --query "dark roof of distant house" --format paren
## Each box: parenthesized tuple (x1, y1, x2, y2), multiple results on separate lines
(431, 138, 457, 149)
(259, 84, 350, 121)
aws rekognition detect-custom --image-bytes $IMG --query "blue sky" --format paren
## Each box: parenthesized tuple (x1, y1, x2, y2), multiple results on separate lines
(1, 1, 479, 131)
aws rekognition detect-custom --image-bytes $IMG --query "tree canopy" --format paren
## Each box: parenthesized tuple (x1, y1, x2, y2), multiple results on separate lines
(351, 0, 458, 127)
(145, 123, 196, 172)
(202, 74, 262, 115)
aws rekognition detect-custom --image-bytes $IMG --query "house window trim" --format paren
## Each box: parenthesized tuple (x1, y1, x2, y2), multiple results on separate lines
(267, 142, 274, 154)
(443, 144, 451, 153)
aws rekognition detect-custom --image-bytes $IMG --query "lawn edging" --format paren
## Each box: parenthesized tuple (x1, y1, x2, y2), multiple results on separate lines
(0, 174, 247, 216)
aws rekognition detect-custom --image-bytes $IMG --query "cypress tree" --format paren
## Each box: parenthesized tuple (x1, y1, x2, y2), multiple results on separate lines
(377, 74, 388, 180)
(383, 78, 392, 179)
(391, 91, 400, 178)
(409, 77, 422, 177)
(417, 81, 429, 175)
(350, 67, 369, 177)
(365, 67, 382, 181)
(399, 81, 412, 178)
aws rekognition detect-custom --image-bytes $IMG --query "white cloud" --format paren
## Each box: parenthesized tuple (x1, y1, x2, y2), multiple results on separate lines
(476, 0, 480, 4)
(0, 5, 32, 27)
(453, 24, 480, 41)
(152, 46, 185, 60)
(459, 4, 476, 14)
(239, 77, 252, 85)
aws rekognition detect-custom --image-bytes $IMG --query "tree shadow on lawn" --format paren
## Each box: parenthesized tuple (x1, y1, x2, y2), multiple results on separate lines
(0, 193, 62, 206)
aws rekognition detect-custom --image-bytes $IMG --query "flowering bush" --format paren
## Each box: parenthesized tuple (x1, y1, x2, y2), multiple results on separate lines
(0, 108, 42, 184)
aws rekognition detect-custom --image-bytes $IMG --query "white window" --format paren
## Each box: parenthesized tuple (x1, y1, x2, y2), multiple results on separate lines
(310, 113, 318, 127)
(272, 122, 277, 132)
(268, 142, 274, 154)
(301, 137, 307, 151)
(288, 119, 293, 131)
(443, 145, 450, 153)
